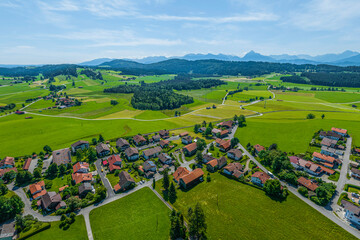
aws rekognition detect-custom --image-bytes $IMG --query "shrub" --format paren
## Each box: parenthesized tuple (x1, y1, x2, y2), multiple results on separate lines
(306, 113, 315, 119)
(298, 186, 308, 197)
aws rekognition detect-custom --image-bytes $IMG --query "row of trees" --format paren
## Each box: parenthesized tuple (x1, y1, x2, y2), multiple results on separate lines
(80, 69, 103, 80)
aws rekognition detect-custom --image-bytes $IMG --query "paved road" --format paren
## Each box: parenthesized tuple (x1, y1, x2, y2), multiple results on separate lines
(137, 135, 180, 151)
(331, 137, 352, 210)
(28, 158, 38, 174)
(238, 141, 360, 239)
(83, 212, 93, 240)
(95, 159, 115, 198)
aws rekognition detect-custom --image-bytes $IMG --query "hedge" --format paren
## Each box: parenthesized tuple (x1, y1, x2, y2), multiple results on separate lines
(344, 184, 360, 192)
(18, 222, 51, 240)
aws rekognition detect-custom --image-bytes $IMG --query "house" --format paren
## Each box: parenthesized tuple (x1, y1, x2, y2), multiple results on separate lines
(215, 138, 227, 147)
(297, 177, 319, 191)
(219, 130, 229, 138)
(116, 138, 130, 151)
(219, 140, 231, 152)
(182, 135, 193, 145)
(319, 131, 341, 140)
(23, 158, 32, 171)
(312, 152, 339, 166)
(179, 132, 189, 137)
(206, 159, 218, 172)
(289, 156, 323, 176)
(0, 157, 15, 169)
(78, 182, 93, 198)
(159, 139, 170, 148)
(227, 149, 242, 161)
(71, 140, 89, 153)
(158, 153, 172, 165)
(220, 120, 233, 129)
(202, 153, 216, 163)
(198, 127, 206, 133)
(72, 172, 93, 185)
(211, 128, 221, 136)
(124, 147, 139, 161)
(223, 162, 244, 178)
(320, 146, 338, 158)
(59, 185, 69, 192)
(0, 168, 17, 179)
(151, 134, 161, 143)
(52, 148, 72, 166)
(143, 160, 157, 173)
(173, 167, 190, 183)
(159, 130, 170, 139)
(40, 192, 66, 211)
(351, 168, 360, 179)
(179, 168, 204, 189)
(331, 127, 348, 137)
(254, 144, 265, 154)
(29, 180, 47, 200)
(183, 142, 197, 156)
(321, 137, 337, 148)
(251, 171, 270, 187)
(96, 143, 110, 157)
(143, 146, 162, 160)
(108, 155, 122, 172)
(341, 199, 360, 225)
(73, 162, 90, 173)
(133, 135, 146, 146)
(114, 171, 135, 192)
(0, 221, 16, 240)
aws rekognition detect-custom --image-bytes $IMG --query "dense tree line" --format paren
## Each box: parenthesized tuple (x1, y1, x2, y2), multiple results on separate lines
(80, 69, 103, 80)
(280, 75, 308, 84)
(0, 195, 24, 223)
(301, 72, 360, 87)
(0, 64, 78, 78)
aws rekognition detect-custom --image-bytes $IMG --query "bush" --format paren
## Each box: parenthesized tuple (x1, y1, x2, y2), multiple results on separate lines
(18, 223, 51, 240)
(44, 179, 53, 189)
(306, 113, 315, 119)
(298, 186, 308, 197)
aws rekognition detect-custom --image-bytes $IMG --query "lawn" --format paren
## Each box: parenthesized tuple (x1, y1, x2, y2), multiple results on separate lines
(89, 187, 170, 240)
(163, 173, 357, 240)
(27, 215, 87, 240)
(315, 91, 360, 103)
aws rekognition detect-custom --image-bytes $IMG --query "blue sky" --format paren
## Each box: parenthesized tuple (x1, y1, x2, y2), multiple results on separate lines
(1, 0, 360, 64)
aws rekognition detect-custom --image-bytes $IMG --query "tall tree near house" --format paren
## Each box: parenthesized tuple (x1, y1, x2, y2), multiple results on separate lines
(152, 178, 156, 189)
(208, 122, 213, 129)
(196, 151, 203, 164)
(169, 182, 177, 203)
(169, 209, 187, 240)
(99, 134, 105, 143)
(202, 121, 207, 127)
(47, 163, 58, 176)
(233, 114, 238, 122)
(162, 170, 169, 191)
(230, 137, 239, 148)
(188, 203, 207, 240)
(238, 115, 246, 127)
(205, 127, 212, 137)
(43, 145, 52, 153)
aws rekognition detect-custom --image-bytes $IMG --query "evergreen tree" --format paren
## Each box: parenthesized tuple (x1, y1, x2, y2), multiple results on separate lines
(99, 134, 105, 143)
(163, 170, 169, 191)
(188, 203, 207, 240)
(169, 182, 177, 203)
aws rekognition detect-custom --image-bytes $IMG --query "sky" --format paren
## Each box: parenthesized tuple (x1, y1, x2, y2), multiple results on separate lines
(1, 0, 360, 64)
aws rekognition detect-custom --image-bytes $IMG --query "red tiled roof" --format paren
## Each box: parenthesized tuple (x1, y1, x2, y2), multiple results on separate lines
(312, 152, 336, 163)
(180, 168, 204, 185)
(331, 127, 347, 134)
(319, 166, 335, 175)
(219, 140, 231, 150)
(183, 142, 197, 153)
(72, 173, 92, 185)
(59, 185, 69, 192)
(220, 130, 229, 136)
(173, 167, 190, 182)
(160, 139, 170, 147)
(254, 144, 265, 152)
(207, 159, 218, 167)
(33, 190, 47, 199)
(251, 171, 270, 184)
(114, 184, 121, 192)
(29, 181, 45, 195)
(23, 158, 32, 171)
(73, 162, 89, 173)
(297, 177, 319, 191)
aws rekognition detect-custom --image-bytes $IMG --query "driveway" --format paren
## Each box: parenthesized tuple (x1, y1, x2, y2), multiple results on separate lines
(28, 158, 38, 174)
(41, 157, 52, 174)
(94, 159, 115, 198)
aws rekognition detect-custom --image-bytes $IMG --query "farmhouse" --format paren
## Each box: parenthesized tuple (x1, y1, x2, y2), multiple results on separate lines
(321, 137, 338, 148)
(251, 171, 270, 187)
(22, 158, 32, 171)
(108, 155, 122, 172)
(220, 120, 233, 129)
(179, 132, 189, 137)
(219, 130, 229, 138)
(29, 180, 46, 200)
(72, 172, 93, 185)
(223, 162, 244, 178)
(181, 135, 193, 145)
(341, 199, 360, 225)
(158, 153, 172, 165)
(219, 140, 231, 152)
(320, 146, 338, 158)
(331, 127, 348, 137)
(52, 148, 72, 166)
(183, 142, 197, 156)
(351, 168, 360, 179)
(125, 147, 139, 161)
(312, 152, 339, 166)
(179, 168, 204, 189)
(297, 177, 319, 191)
(254, 144, 265, 154)
(114, 171, 135, 192)
(173, 167, 190, 183)
(159, 139, 170, 148)
(71, 140, 89, 153)
(227, 149, 242, 161)
(116, 138, 130, 151)
(96, 143, 110, 157)
(133, 135, 146, 146)
(152, 135, 161, 143)
(215, 138, 227, 147)
(143, 146, 162, 159)
(40, 192, 66, 211)
(159, 130, 170, 139)
(73, 162, 90, 173)
(0, 157, 15, 169)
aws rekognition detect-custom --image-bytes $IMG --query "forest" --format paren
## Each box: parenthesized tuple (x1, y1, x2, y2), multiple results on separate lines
(280, 73, 360, 87)
(80, 69, 103, 80)
(0, 64, 78, 78)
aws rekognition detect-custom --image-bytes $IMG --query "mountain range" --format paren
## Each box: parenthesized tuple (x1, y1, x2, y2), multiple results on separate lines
(80, 50, 360, 67)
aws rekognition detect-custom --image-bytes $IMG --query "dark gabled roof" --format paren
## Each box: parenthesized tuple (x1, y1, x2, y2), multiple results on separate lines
(133, 135, 146, 144)
(158, 153, 171, 164)
(96, 143, 110, 154)
(341, 199, 360, 216)
(159, 129, 169, 136)
(228, 149, 242, 159)
(217, 156, 227, 167)
(41, 191, 62, 209)
(78, 182, 92, 194)
(52, 148, 71, 165)
(203, 154, 215, 162)
(71, 140, 89, 148)
(125, 147, 139, 156)
(116, 138, 129, 148)
(119, 171, 135, 188)
(183, 142, 197, 153)
(351, 168, 360, 175)
(182, 135, 193, 142)
(143, 146, 162, 157)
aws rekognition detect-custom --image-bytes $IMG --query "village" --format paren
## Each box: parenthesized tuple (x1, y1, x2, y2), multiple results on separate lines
(1, 113, 360, 239)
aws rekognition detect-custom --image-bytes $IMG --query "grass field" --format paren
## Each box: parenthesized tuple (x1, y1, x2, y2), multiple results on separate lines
(90, 187, 170, 240)
(27, 216, 87, 240)
(163, 173, 357, 240)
